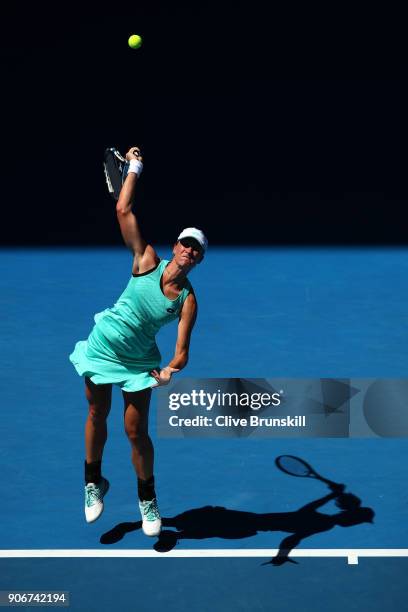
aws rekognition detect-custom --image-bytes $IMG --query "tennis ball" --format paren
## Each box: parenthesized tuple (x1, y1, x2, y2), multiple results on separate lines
(128, 34, 142, 50)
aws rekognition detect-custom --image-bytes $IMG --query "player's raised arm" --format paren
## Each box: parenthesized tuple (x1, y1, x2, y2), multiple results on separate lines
(116, 147, 159, 271)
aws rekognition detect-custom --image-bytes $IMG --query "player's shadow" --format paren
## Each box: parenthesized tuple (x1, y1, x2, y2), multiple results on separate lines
(100, 490, 375, 565)
(100, 521, 142, 544)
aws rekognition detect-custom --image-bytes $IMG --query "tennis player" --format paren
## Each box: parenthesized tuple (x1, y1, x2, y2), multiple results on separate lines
(69, 146, 207, 536)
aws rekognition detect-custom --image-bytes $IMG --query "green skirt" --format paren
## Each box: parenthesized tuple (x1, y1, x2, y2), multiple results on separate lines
(69, 325, 160, 392)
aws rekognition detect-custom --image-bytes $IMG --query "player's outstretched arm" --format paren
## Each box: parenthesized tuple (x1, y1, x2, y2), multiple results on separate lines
(116, 147, 159, 272)
(150, 292, 198, 386)
(298, 492, 338, 512)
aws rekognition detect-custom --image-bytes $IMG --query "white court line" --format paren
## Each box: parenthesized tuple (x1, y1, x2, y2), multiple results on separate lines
(1, 549, 408, 565)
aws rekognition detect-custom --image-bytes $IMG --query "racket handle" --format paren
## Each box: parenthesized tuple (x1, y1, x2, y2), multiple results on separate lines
(327, 481, 345, 492)
(318, 475, 343, 489)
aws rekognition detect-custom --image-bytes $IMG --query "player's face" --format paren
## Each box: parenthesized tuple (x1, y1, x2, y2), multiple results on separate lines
(174, 238, 204, 266)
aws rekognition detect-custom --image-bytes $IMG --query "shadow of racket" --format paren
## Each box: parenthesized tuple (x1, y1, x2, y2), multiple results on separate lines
(275, 455, 344, 491)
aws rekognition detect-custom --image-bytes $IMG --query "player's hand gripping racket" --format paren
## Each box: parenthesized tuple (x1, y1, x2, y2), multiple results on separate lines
(275, 455, 345, 492)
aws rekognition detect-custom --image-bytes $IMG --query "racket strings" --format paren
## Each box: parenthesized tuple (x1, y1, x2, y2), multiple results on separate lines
(277, 456, 310, 477)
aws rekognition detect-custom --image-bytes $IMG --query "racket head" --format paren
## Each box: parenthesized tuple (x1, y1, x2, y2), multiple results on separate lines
(103, 147, 127, 200)
(275, 455, 314, 477)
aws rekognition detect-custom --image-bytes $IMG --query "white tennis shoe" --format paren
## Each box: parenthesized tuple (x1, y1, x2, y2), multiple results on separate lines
(84, 477, 110, 523)
(139, 498, 162, 537)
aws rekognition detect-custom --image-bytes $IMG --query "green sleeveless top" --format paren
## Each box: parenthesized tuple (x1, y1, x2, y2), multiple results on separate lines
(93, 259, 192, 360)
(70, 259, 193, 391)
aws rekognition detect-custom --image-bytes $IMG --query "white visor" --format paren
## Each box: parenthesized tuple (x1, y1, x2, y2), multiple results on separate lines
(177, 227, 208, 252)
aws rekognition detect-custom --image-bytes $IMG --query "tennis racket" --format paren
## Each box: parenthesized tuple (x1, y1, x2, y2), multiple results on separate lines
(103, 147, 128, 201)
(275, 455, 344, 490)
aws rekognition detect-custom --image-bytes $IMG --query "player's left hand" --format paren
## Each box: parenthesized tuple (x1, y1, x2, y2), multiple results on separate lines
(150, 366, 179, 387)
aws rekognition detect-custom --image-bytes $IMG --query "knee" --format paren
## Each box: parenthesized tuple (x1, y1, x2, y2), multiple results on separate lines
(87, 403, 109, 423)
(125, 427, 149, 447)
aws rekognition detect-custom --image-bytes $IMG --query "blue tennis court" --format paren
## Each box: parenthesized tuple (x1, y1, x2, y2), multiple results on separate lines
(1, 246, 407, 610)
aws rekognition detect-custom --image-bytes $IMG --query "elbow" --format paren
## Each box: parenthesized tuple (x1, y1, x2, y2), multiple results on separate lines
(116, 194, 134, 215)
(116, 205, 130, 216)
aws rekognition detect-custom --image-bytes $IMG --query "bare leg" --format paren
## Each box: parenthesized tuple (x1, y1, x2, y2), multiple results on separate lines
(123, 388, 162, 536)
(85, 377, 112, 463)
(122, 388, 153, 480)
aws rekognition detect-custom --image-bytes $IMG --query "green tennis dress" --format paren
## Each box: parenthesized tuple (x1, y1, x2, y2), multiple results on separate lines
(69, 259, 192, 392)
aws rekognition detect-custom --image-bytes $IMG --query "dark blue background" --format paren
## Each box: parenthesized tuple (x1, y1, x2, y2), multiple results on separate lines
(1, 3, 407, 245)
